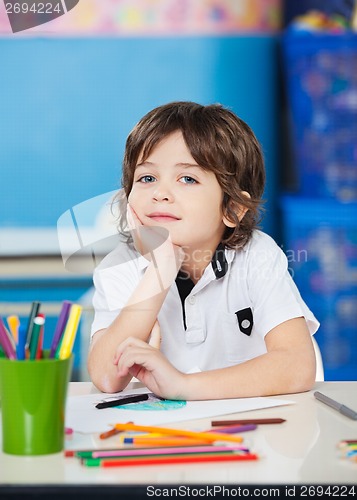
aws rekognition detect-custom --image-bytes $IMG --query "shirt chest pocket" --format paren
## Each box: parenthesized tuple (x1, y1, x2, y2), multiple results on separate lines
(235, 307, 254, 336)
(219, 308, 263, 364)
(221, 307, 254, 337)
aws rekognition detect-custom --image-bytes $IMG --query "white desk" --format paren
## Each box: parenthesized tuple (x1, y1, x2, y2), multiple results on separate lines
(0, 382, 356, 496)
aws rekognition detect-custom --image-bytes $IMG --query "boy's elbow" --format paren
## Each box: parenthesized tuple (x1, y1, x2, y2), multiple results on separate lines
(304, 362, 317, 391)
(289, 351, 316, 394)
(87, 356, 130, 394)
(86, 333, 119, 393)
(302, 347, 317, 390)
(93, 377, 122, 394)
(297, 369, 315, 393)
(89, 369, 127, 393)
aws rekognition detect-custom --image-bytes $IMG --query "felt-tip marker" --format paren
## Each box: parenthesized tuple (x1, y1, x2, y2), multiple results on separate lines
(95, 393, 149, 409)
(314, 391, 357, 420)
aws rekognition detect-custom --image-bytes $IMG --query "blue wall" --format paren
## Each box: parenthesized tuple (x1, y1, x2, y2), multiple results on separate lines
(0, 36, 279, 237)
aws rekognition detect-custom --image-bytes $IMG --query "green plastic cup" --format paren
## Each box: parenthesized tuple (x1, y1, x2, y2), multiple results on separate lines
(0, 350, 73, 455)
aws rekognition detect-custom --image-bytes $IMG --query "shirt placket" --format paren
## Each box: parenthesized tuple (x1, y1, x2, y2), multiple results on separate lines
(183, 267, 216, 345)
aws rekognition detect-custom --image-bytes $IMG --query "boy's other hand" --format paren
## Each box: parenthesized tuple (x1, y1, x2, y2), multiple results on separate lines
(113, 334, 186, 400)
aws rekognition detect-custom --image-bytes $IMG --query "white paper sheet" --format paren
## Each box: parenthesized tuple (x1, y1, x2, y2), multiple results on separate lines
(65, 386, 294, 434)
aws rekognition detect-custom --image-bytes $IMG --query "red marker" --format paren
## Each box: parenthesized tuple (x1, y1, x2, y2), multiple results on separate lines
(83, 453, 259, 467)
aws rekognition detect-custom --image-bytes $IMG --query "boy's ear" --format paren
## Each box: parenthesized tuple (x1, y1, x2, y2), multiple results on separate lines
(222, 192, 251, 227)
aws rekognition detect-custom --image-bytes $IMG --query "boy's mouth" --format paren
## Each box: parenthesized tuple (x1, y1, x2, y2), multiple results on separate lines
(147, 212, 181, 222)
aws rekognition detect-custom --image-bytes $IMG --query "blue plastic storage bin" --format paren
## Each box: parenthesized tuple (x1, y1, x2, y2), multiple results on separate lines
(282, 32, 357, 200)
(308, 294, 357, 380)
(281, 196, 357, 295)
(280, 196, 357, 380)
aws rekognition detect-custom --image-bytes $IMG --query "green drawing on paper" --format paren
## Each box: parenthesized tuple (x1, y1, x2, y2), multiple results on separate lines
(115, 396, 186, 411)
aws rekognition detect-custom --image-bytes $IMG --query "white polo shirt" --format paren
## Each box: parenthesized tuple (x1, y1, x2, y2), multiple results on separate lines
(91, 230, 319, 374)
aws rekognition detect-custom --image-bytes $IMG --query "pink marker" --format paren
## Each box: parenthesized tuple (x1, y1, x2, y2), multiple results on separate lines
(0, 317, 16, 359)
(92, 444, 250, 459)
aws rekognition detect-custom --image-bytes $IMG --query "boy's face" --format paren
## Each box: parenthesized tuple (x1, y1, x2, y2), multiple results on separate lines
(128, 130, 229, 253)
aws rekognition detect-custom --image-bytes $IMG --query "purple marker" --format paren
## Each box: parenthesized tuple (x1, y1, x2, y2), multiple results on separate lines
(49, 301, 72, 358)
(0, 317, 16, 360)
(207, 424, 257, 434)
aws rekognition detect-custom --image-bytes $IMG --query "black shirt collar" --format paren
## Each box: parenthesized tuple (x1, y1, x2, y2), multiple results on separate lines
(175, 243, 228, 330)
(176, 242, 228, 284)
(211, 242, 228, 279)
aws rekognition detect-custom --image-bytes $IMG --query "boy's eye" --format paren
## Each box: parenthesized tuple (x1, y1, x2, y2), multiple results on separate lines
(179, 176, 197, 184)
(138, 175, 156, 183)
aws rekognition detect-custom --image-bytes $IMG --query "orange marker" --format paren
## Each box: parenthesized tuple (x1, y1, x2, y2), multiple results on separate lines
(114, 422, 243, 444)
(6, 315, 20, 344)
(122, 437, 213, 447)
(99, 421, 134, 440)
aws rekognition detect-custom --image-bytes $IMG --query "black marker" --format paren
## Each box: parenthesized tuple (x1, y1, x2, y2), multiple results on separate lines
(95, 393, 149, 409)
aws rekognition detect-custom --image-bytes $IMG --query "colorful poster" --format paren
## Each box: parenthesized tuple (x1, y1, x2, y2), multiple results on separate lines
(0, 0, 282, 36)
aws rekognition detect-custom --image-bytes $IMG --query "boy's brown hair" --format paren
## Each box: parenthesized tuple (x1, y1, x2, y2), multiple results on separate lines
(119, 101, 265, 248)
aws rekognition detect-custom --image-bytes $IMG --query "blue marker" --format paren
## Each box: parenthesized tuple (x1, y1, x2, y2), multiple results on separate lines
(16, 324, 26, 360)
(346, 450, 357, 457)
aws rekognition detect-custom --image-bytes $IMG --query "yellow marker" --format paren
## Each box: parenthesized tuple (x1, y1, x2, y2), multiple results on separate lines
(57, 304, 82, 359)
(7, 315, 20, 344)
(118, 432, 164, 443)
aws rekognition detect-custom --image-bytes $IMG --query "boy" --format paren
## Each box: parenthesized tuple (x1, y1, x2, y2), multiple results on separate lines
(88, 101, 318, 399)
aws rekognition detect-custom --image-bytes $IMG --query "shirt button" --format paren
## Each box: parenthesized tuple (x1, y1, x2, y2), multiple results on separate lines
(188, 295, 196, 305)
(242, 319, 251, 329)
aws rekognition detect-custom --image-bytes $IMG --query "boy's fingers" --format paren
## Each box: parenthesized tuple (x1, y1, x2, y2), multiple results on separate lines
(127, 205, 171, 258)
(114, 336, 154, 364)
(140, 226, 170, 251)
(117, 347, 150, 374)
(126, 204, 138, 230)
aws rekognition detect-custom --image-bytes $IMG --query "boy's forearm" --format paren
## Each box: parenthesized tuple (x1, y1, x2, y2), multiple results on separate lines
(88, 259, 178, 393)
(180, 348, 316, 400)
(88, 332, 132, 393)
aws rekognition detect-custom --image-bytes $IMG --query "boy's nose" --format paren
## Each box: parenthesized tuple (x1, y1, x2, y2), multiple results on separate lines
(152, 185, 174, 202)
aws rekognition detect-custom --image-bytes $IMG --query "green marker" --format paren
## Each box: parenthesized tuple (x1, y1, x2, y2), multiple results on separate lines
(29, 317, 44, 360)
(75, 451, 95, 459)
(25, 301, 40, 349)
(82, 458, 101, 467)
